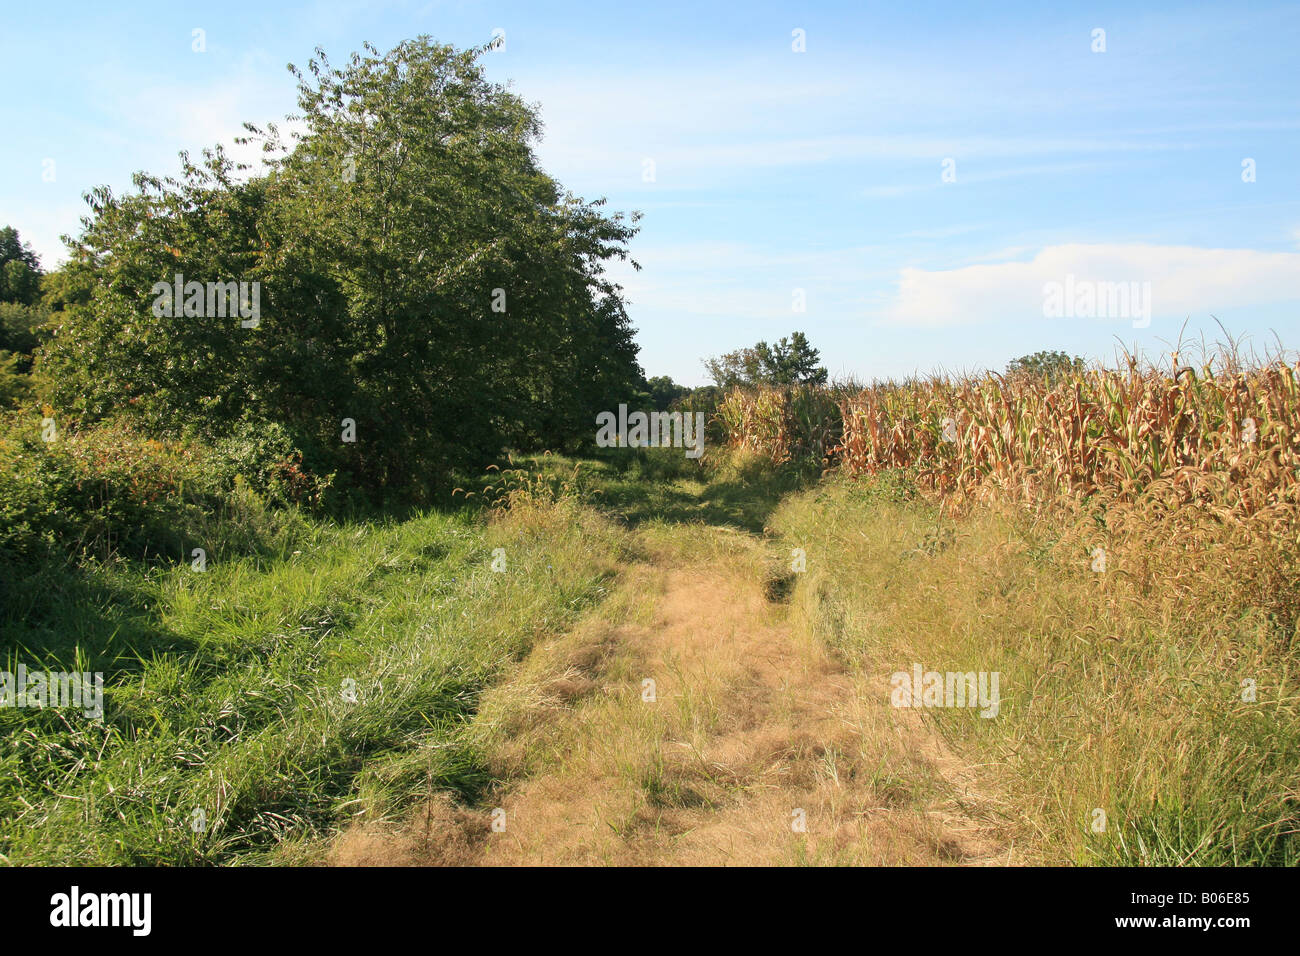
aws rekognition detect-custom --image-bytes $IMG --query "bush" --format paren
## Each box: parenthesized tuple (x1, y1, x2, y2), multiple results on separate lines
(0, 351, 32, 408)
(37, 40, 643, 490)
(0, 412, 225, 565)
(208, 416, 332, 508)
(0, 301, 45, 357)
(0, 415, 78, 562)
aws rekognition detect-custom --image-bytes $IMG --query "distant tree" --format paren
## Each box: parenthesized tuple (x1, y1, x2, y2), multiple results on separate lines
(703, 346, 764, 389)
(1006, 350, 1086, 384)
(0, 230, 48, 383)
(758, 331, 828, 386)
(0, 227, 42, 306)
(704, 331, 827, 388)
(645, 375, 689, 410)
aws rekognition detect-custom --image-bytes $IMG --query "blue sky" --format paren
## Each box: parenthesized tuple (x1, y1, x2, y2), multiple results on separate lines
(3, 0, 1298, 385)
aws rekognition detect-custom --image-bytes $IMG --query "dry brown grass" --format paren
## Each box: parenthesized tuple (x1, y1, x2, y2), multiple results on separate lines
(331, 522, 1018, 866)
(769, 470, 1300, 865)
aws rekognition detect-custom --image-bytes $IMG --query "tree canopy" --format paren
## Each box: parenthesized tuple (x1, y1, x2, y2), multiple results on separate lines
(0, 227, 42, 308)
(704, 331, 827, 388)
(39, 38, 644, 492)
(1006, 350, 1086, 383)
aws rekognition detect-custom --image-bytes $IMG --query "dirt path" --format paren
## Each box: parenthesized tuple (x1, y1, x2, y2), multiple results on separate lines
(333, 525, 1015, 866)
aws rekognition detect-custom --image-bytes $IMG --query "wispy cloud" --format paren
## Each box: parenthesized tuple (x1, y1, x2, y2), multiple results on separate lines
(861, 161, 1117, 199)
(883, 244, 1300, 328)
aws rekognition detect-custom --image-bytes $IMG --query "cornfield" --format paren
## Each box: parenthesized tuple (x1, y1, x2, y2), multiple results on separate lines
(716, 384, 845, 466)
(719, 352, 1300, 525)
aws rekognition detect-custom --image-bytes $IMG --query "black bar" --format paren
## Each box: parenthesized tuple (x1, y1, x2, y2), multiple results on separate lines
(0, 865, 1281, 942)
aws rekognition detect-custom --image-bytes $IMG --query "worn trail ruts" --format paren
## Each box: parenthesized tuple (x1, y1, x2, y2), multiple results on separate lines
(333, 528, 1015, 866)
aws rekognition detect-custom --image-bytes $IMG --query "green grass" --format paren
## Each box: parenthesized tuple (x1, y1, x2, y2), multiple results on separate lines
(4, 445, 1296, 866)
(0, 444, 806, 865)
(540, 445, 818, 533)
(0, 493, 627, 864)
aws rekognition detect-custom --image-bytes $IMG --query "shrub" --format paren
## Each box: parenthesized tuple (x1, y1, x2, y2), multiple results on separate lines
(0, 351, 32, 408)
(208, 416, 332, 508)
(0, 412, 226, 564)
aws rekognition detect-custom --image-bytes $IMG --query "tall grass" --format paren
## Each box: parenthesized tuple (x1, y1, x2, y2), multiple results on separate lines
(0, 488, 628, 864)
(770, 472, 1299, 865)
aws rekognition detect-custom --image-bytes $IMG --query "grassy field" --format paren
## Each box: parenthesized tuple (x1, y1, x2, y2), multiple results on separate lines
(2, 443, 1296, 865)
(0, 446, 792, 865)
(0, 479, 627, 864)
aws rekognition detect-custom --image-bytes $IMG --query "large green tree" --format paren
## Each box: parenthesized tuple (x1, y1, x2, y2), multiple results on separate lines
(40, 38, 643, 489)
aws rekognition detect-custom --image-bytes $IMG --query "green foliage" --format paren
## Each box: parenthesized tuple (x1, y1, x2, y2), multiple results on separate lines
(0, 302, 46, 360)
(704, 330, 827, 388)
(38, 38, 643, 497)
(0, 351, 32, 407)
(207, 415, 334, 508)
(0, 227, 42, 306)
(645, 375, 689, 410)
(760, 331, 828, 386)
(0, 229, 46, 403)
(0, 413, 227, 565)
(704, 345, 763, 389)
(667, 384, 725, 446)
(1006, 349, 1086, 383)
(39, 264, 94, 315)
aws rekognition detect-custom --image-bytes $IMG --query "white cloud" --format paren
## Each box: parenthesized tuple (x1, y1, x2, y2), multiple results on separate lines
(884, 244, 1300, 327)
